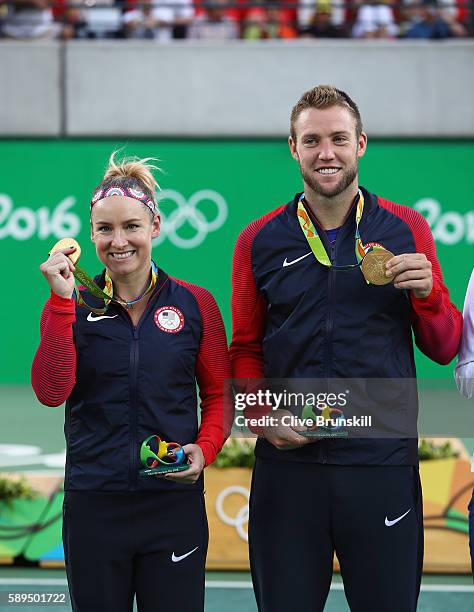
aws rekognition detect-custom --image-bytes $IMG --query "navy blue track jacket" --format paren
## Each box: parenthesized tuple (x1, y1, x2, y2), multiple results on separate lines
(32, 269, 231, 491)
(230, 187, 462, 466)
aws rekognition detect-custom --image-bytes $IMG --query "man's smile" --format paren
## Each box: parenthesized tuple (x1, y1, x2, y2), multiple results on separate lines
(316, 167, 341, 175)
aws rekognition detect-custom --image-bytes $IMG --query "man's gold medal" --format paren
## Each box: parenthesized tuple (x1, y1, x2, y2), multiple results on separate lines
(361, 249, 394, 285)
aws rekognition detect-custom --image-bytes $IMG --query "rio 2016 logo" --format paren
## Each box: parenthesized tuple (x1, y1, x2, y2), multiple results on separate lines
(0, 194, 81, 241)
(414, 198, 474, 245)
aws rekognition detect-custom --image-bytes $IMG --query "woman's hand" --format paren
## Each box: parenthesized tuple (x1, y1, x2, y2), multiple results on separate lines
(40, 247, 77, 299)
(163, 444, 205, 485)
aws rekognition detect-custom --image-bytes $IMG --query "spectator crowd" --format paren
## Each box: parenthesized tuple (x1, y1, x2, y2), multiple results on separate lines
(0, 0, 470, 40)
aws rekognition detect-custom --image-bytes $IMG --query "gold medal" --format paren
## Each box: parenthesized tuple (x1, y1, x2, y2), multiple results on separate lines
(49, 237, 111, 308)
(361, 249, 394, 285)
(49, 238, 81, 264)
(48, 238, 159, 314)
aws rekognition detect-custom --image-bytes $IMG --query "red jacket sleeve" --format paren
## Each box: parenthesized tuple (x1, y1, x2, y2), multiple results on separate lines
(229, 208, 285, 435)
(229, 207, 285, 379)
(173, 279, 232, 466)
(378, 198, 463, 365)
(31, 292, 77, 407)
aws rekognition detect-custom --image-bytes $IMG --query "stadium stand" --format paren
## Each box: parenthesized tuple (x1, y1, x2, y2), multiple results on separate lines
(0, 0, 471, 39)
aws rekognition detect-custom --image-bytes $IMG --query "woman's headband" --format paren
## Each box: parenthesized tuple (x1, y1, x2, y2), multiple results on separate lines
(90, 184, 158, 216)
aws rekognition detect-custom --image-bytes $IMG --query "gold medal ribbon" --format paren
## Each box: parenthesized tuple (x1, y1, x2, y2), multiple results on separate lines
(296, 189, 368, 270)
(74, 261, 158, 314)
(296, 191, 394, 284)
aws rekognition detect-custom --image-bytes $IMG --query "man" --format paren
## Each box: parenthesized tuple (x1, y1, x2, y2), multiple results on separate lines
(230, 85, 462, 611)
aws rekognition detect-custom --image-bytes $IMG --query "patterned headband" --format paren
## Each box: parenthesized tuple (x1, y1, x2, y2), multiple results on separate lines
(90, 184, 158, 216)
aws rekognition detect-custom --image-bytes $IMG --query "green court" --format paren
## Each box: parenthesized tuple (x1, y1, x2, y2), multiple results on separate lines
(1, 388, 473, 610)
(0, 569, 473, 611)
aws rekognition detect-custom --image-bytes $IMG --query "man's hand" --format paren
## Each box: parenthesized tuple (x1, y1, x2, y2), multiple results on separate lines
(162, 444, 205, 485)
(261, 409, 312, 451)
(386, 253, 433, 299)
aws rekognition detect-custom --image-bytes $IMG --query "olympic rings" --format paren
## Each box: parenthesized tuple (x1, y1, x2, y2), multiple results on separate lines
(215, 485, 250, 542)
(152, 189, 228, 250)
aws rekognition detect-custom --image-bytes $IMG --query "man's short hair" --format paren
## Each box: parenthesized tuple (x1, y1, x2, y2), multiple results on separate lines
(290, 85, 363, 142)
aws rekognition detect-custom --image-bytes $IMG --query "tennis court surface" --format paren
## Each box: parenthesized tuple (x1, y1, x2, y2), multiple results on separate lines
(1, 388, 473, 610)
(0, 569, 473, 611)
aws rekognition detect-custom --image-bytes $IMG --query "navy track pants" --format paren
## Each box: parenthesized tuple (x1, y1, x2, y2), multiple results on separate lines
(63, 490, 208, 612)
(249, 458, 423, 612)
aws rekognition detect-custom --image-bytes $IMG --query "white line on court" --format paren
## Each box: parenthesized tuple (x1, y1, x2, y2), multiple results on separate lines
(0, 579, 68, 586)
(1, 579, 473, 593)
(206, 582, 474, 593)
(206, 582, 251, 589)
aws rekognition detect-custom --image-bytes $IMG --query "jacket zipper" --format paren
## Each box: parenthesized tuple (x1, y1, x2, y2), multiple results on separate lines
(325, 242, 337, 380)
(322, 242, 337, 464)
(129, 326, 140, 489)
(126, 276, 169, 489)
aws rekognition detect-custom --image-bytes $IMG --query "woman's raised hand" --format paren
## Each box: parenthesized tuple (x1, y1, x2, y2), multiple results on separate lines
(40, 247, 77, 299)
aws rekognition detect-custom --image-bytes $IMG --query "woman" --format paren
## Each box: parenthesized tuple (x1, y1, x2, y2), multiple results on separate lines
(31, 154, 231, 611)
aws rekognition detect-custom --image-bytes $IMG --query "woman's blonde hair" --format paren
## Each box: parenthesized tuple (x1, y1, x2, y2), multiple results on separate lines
(92, 151, 161, 217)
(103, 151, 161, 194)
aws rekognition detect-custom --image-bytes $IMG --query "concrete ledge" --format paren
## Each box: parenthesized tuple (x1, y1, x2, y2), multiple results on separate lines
(65, 40, 474, 137)
(1, 40, 473, 137)
(0, 42, 61, 136)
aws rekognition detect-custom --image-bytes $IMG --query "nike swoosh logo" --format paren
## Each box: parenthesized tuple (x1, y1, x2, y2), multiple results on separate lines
(282, 252, 312, 267)
(87, 313, 118, 322)
(171, 546, 199, 563)
(385, 509, 411, 527)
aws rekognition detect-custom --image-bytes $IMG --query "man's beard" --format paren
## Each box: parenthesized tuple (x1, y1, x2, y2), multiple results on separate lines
(299, 159, 358, 199)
